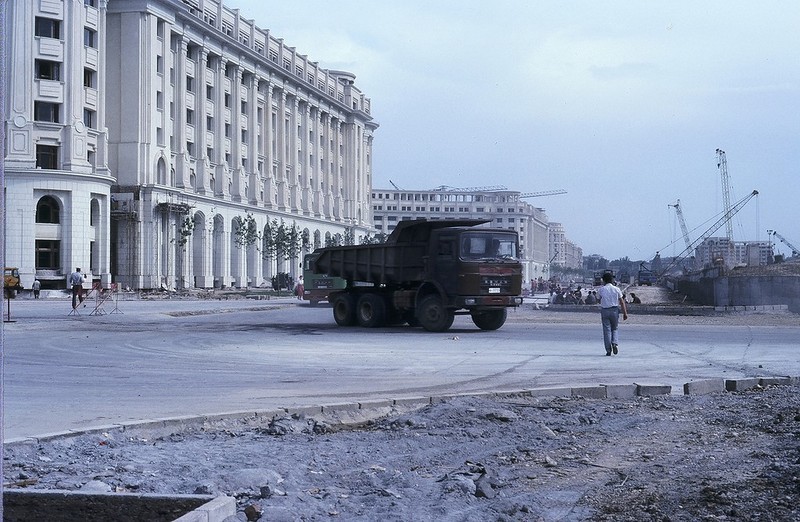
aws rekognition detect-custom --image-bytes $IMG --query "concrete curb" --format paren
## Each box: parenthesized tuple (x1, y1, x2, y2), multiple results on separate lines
(7, 376, 798, 447)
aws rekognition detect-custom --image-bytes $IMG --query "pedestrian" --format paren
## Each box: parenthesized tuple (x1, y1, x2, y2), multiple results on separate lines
(598, 271, 628, 356)
(69, 268, 85, 309)
(295, 276, 305, 300)
(32, 278, 41, 299)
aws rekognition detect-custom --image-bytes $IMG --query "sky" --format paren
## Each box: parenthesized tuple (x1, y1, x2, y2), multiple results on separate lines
(232, 1, 799, 260)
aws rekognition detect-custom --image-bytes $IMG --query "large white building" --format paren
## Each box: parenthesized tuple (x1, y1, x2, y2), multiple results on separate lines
(371, 186, 559, 286)
(3, 0, 377, 290)
(548, 222, 583, 270)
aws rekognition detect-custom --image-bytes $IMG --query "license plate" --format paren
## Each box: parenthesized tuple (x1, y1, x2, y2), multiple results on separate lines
(489, 287, 500, 294)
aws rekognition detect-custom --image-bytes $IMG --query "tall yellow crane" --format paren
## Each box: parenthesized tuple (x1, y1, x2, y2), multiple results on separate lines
(668, 199, 691, 250)
(716, 149, 734, 240)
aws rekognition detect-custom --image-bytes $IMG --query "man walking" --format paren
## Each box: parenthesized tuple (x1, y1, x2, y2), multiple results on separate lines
(32, 278, 41, 299)
(598, 271, 628, 356)
(70, 268, 85, 309)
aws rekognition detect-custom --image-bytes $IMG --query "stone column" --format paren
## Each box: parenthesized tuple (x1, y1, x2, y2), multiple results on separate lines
(247, 73, 259, 204)
(214, 57, 228, 198)
(230, 65, 243, 201)
(264, 81, 275, 208)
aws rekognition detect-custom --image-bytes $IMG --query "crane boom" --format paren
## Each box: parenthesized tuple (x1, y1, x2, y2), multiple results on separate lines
(771, 231, 800, 256)
(716, 149, 734, 240)
(659, 190, 758, 277)
(519, 189, 567, 198)
(668, 199, 691, 250)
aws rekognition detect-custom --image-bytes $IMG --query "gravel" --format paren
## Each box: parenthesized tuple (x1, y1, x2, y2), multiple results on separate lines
(4, 385, 799, 521)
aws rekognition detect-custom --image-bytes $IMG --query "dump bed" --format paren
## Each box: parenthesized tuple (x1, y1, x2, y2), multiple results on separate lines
(312, 219, 491, 284)
(312, 242, 427, 284)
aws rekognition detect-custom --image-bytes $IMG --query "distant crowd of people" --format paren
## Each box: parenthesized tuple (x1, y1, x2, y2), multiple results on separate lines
(535, 281, 642, 306)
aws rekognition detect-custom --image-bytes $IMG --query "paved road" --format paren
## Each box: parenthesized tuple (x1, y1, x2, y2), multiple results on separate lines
(3, 296, 799, 439)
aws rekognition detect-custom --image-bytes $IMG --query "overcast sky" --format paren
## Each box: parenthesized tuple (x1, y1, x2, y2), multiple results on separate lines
(233, 1, 799, 261)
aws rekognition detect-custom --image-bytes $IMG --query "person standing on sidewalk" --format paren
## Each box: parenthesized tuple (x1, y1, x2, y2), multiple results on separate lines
(32, 278, 41, 299)
(598, 271, 628, 356)
(69, 268, 85, 309)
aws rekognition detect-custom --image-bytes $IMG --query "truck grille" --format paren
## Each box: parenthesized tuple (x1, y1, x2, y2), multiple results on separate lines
(480, 276, 513, 294)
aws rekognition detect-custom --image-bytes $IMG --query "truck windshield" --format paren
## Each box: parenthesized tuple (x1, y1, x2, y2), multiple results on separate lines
(460, 232, 518, 261)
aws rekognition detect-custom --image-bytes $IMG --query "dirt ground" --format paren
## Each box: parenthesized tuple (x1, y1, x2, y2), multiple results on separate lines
(4, 286, 800, 521)
(4, 385, 799, 521)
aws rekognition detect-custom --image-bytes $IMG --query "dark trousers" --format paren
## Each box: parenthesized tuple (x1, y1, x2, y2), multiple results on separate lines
(72, 285, 84, 309)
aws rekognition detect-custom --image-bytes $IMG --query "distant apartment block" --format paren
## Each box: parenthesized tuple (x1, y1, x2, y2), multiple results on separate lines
(547, 222, 583, 270)
(371, 186, 572, 284)
(3, 0, 378, 290)
(694, 237, 771, 269)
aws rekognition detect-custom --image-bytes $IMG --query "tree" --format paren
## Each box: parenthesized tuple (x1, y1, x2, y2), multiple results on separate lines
(359, 232, 388, 244)
(261, 219, 301, 261)
(233, 212, 260, 249)
(344, 226, 355, 246)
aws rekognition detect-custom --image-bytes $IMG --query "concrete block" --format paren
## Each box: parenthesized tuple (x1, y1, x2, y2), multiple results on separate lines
(254, 409, 289, 421)
(683, 379, 725, 395)
(526, 387, 572, 398)
(320, 402, 360, 413)
(760, 377, 793, 387)
(284, 405, 323, 417)
(471, 390, 513, 400)
(430, 394, 457, 404)
(725, 378, 761, 392)
(570, 386, 607, 399)
(3, 490, 217, 522)
(491, 389, 533, 399)
(358, 399, 394, 410)
(525, 388, 572, 397)
(32, 430, 78, 443)
(174, 495, 237, 522)
(393, 396, 431, 408)
(635, 383, 672, 396)
(602, 384, 638, 399)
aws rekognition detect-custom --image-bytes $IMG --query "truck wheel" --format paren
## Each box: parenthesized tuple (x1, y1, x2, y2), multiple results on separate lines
(471, 309, 507, 331)
(332, 293, 357, 326)
(417, 295, 455, 332)
(356, 293, 386, 328)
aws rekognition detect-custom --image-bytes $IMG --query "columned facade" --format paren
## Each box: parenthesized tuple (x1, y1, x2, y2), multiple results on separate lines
(5, 0, 378, 291)
(2, 0, 113, 290)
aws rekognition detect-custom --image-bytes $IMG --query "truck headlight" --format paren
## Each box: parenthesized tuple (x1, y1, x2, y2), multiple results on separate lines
(464, 298, 477, 305)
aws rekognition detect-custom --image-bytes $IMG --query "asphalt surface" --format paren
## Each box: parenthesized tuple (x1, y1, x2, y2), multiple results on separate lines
(3, 292, 799, 440)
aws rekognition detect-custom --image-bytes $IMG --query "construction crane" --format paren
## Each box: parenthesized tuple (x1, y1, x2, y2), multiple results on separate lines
(716, 149, 734, 240)
(428, 185, 567, 198)
(430, 185, 508, 192)
(659, 190, 758, 278)
(668, 199, 691, 250)
(769, 230, 799, 257)
(519, 189, 567, 198)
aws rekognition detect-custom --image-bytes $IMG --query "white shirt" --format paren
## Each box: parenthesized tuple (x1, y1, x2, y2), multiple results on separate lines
(598, 283, 623, 308)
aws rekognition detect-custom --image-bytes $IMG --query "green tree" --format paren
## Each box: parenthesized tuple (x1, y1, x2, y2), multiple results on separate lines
(233, 213, 260, 249)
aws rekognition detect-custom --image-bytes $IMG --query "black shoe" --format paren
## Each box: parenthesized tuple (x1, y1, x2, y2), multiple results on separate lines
(605, 351, 612, 356)
(612, 344, 618, 355)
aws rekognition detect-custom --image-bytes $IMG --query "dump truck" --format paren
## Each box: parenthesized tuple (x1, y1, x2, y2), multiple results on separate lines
(310, 219, 523, 332)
